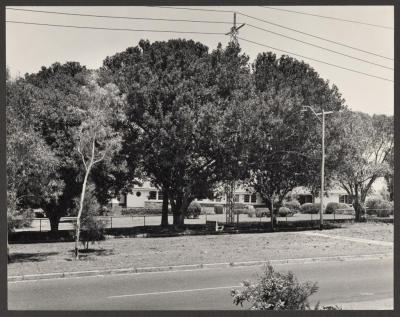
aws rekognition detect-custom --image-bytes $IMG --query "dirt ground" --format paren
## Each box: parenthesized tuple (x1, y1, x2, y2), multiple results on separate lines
(8, 222, 393, 277)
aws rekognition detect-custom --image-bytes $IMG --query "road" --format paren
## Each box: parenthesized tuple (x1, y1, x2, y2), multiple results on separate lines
(8, 257, 393, 310)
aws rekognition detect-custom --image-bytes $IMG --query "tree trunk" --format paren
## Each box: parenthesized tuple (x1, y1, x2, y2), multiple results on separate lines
(75, 163, 92, 259)
(48, 212, 61, 232)
(161, 188, 169, 227)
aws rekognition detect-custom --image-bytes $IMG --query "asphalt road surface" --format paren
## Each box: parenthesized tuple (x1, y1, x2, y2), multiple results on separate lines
(8, 257, 392, 310)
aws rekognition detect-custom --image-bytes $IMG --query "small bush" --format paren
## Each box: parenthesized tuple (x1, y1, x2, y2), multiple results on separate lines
(300, 203, 321, 214)
(233, 203, 248, 215)
(278, 207, 292, 217)
(186, 201, 201, 219)
(365, 197, 392, 217)
(231, 264, 339, 310)
(247, 206, 256, 218)
(325, 202, 353, 214)
(255, 208, 270, 217)
(283, 200, 300, 213)
(200, 207, 215, 215)
(79, 213, 106, 250)
(214, 205, 224, 214)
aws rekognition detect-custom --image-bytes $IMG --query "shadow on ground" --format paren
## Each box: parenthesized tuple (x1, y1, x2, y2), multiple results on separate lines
(64, 248, 115, 261)
(9, 252, 59, 263)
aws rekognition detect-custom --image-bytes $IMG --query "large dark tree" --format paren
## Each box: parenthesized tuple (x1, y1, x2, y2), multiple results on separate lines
(248, 53, 346, 214)
(102, 40, 253, 226)
(22, 63, 129, 230)
(6, 76, 63, 229)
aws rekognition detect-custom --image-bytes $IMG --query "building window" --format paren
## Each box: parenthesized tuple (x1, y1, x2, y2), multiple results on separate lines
(299, 194, 313, 205)
(251, 194, 257, 203)
(148, 191, 157, 200)
(339, 194, 352, 204)
(234, 194, 240, 202)
(158, 191, 163, 201)
(244, 194, 250, 203)
(136, 191, 141, 197)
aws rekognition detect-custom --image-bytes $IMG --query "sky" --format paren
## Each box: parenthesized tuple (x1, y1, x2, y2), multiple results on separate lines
(6, 5, 394, 115)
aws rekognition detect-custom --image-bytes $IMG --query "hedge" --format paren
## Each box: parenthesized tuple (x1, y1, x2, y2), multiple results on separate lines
(300, 203, 322, 214)
(325, 202, 353, 214)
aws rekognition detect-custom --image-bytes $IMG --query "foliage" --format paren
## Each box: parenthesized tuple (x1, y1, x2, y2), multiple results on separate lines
(231, 264, 319, 310)
(73, 74, 124, 257)
(73, 186, 106, 249)
(365, 197, 392, 217)
(79, 213, 106, 250)
(278, 207, 292, 217)
(248, 53, 346, 211)
(283, 200, 300, 213)
(233, 203, 248, 215)
(332, 111, 393, 221)
(325, 202, 353, 214)
(255, 208, 270, 217)
(300, 203, 321, 214)
(6, 77, 64, 232)
(214, 205, 224, 214)
(102, 40, 253, 226)
(186, 201, 202, 219)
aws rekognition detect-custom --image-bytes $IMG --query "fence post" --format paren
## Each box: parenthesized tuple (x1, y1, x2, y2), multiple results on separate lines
(333, 210, 336, 221)
(205, 214, 207, 223)
(110, 216, 112, 229)
(144, 216, 146, 227)
(39, 219, 42, 232)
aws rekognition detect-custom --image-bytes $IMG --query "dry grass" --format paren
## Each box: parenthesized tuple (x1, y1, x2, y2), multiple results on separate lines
(8, 223, 393, 277)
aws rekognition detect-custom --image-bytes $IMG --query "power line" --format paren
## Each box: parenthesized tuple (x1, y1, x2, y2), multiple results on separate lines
(237, 12, 393, 61)
(238, 36, 393, 83)
(260, 6, 393, 30)
(7, 19, 392, 82)
(245, 23, 393, 70)
(151, 6, 234, 14)
(6, 7, 232, 25)
(7, 7, 391, 69)
(150, 6, 393, 60)
(6, 20, 226, 35)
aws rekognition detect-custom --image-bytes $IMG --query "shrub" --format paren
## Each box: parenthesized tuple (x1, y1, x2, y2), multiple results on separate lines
(283, 200, 300, 213)
(200, 207, 215, 215)
(325, 202, 353, 214)
(214, 205, 224, 214)
(278, 207, 292, 217)
(365, 197, 392, 217)
(79, 212, 106, 250)
(255, 208, 270, 217)
(233, 203, 248, 215)
(231, 264, 339, 310)
(300, 203, 321, 214)
(247, 205, 256, 218)
(186, 201, 201, 219)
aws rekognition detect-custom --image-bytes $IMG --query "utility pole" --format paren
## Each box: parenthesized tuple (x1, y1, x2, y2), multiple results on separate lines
(224, 13, 246, 225)
(301, 106, 334, 230)
(320, 110, 325, 230)
(226, 12, 245, 45)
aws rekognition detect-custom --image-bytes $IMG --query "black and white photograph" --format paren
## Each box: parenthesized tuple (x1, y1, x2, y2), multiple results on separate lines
(5, 2, 394, 311)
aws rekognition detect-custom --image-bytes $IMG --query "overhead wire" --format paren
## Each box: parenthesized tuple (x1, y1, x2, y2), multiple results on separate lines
(6, 7, 232, 25)
(6, 20, 226, 35)
(238, 37, 393, 82)
(260, 6, 394, 30)
(6, 7, 392, 70)
(150, 6, 393, 60)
